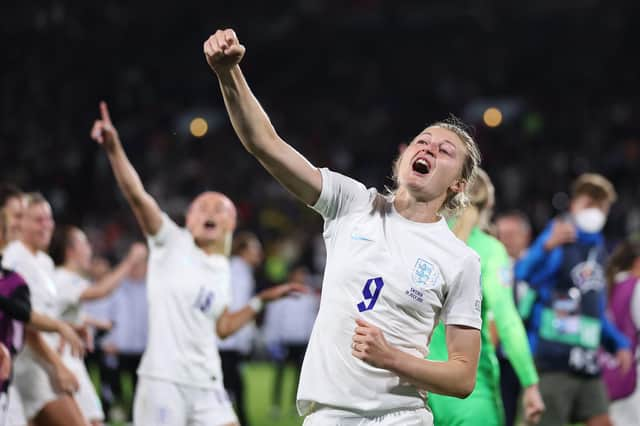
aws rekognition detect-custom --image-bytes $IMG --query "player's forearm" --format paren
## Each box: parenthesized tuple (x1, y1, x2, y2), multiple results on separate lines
(29, 311, 66, 333)
(105, 143, 148, 205)
(388, 350, 477, 398)
(217, 66, 281, 156)
(498, 323, 539, 387)
(81, 256, 132, 301)
(25, 328, 64, 370)
(216, 305, 256, 339)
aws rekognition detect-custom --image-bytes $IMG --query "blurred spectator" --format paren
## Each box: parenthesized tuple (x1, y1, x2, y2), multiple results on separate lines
(219, 231, 263, 426)
(495, 210, 534, 426)
(515, 174, 631, 426)
(600, 241, 640, 426)
(263, 265, 319, 417)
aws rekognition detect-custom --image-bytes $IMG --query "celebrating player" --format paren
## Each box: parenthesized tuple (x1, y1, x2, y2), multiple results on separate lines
(90, 101, 304, 426)
(49, 225, 147, 425)
(205, 29, 483, 425)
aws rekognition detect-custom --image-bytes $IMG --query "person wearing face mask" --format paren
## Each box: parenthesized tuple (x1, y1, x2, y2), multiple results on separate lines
(515, 173, 632, 426)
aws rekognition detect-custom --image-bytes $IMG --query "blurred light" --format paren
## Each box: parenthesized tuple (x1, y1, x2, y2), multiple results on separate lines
(483, 107, 503, 128)
(189, 117, 208, 138)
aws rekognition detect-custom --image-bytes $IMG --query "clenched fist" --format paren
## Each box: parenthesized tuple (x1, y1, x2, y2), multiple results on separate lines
(204, 29, 246, 74)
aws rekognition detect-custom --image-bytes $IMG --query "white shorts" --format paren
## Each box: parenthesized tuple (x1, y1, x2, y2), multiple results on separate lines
(64, 355, 104, 421)
(5, 385, 26, 426)
(12, 349, 58, 420)
(133, 376, 238, 426)
(303, 406, 433, 426)
(0, 391, 9, 426)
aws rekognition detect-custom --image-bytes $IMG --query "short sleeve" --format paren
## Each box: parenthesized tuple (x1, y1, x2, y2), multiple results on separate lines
(632, 283, 640, 330)
(310, 168, 375, 221)
(147, 213, 181, 247)
(56, 273, 89, 309)
(441, 254, 482, 329)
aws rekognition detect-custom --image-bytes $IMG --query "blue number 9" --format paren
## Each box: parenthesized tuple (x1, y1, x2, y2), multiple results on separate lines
(357, 277, 384, 312)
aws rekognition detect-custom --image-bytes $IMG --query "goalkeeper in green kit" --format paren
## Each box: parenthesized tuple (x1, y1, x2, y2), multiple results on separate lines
(427, 169, 545, 425)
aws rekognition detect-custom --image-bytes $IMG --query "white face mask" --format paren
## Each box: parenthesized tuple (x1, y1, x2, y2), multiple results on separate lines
(574, 208, 606, 233)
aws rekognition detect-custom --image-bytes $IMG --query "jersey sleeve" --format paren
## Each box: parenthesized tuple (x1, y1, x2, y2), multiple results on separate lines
(441, 253, 482, 329)
(632, 283, 640, 330)
(483, 243, 539, 387)
(0, 280, 31, 323)
(310, 168, 375, 222)
(147, 213, 182, 248)
(55, 273, 90, 309)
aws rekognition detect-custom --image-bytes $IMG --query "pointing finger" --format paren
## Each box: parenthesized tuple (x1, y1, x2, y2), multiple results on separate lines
(99, 101, 112, 124)
(90, 121, 103, 143)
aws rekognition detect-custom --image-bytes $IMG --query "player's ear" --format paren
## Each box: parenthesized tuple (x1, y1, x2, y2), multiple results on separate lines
(449, 179, 465, 195)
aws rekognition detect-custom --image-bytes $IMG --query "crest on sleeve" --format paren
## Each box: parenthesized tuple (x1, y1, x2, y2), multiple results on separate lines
(412, 258, 438, 289)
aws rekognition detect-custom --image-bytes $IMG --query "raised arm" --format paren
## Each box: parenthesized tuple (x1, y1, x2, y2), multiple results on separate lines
(90, 102, 162, 236)
(80, 242, 147, 301)
(352, 320, 480, 398)
(216, 282, 306, 339)
(204, 29, 322, 206)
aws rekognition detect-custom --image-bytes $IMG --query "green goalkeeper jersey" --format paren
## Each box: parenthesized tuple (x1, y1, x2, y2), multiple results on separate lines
(427, 227, 538, 425)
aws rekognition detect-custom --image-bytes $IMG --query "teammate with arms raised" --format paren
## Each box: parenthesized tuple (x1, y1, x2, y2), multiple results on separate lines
(205, 29, 483, 425)
(90, 102, 304, 426)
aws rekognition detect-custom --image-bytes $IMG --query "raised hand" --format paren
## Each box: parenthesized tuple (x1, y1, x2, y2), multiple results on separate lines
(544, 219, 576, 251)
(126, 242, 148, 265)
(90, 101, 120, 151)
(257, 282, 308, 302)
(203, 29, 246, 75)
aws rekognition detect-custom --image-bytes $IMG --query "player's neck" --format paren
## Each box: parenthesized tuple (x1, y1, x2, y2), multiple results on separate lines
(20, 238, 40, 255)
(393, 188, 442, 223)
(63, 260, 83, 274)
(196, 238, 227, 256)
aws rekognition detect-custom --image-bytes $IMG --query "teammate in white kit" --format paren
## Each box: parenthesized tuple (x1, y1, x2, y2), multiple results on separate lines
(2, 194, 87, 426)
(205, 29, 484, 425)
(90, 102, 305, 426)
(49, 225, 147, 425)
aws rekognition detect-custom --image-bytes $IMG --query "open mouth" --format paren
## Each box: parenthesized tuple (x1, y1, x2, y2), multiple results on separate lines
(412, 158, 431, 175)
(204, 220, 217, 230)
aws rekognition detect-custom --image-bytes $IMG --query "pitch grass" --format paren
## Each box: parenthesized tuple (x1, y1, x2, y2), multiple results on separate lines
(94, 362, 303, 426)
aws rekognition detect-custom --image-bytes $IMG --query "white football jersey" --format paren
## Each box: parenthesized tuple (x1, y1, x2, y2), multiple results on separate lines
(3, 240, 58, 318)
(137, 214, 231, 389)
(2, 240, 59, 348)
(53, 267, 90, 325)
(296, 169, 482, 415)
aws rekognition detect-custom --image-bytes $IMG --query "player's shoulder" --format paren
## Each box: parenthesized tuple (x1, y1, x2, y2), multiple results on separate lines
(3, 240, 24, 259)
(36, 251, 55, 270)
(2, 241, 30, 269)
(438, 222, 480, 261)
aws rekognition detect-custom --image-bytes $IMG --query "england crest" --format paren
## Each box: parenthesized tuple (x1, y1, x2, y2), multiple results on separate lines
(412, 258, 438, 288)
